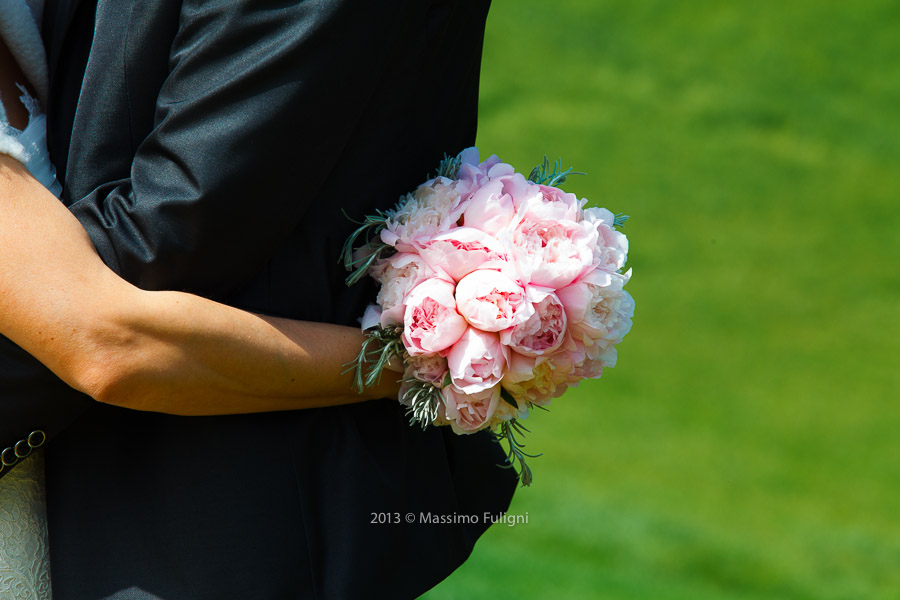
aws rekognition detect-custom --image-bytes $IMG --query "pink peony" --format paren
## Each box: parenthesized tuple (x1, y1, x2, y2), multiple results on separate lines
(557, 268, 634, 360)
(446, 327, 509, 394)
(461, 173, 532, 235)
(456, 148, 495, 195)
(371, 252, 439, 325)
(501, 193, 598, 289)
(417, 227, 512, 282)
(500, 290, 568, 356)
(402, 278, 468, 355)
(443, 384, 501, 434)
(406, 353, 449, 386)
(455, 269, 534, 332)
(457, 148, 512, 180)
(531, 184, 583, 222)
(460, 179, 514, 236)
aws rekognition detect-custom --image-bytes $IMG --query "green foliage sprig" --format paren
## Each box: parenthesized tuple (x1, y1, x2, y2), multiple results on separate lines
(344, 325, 405, 394)
(496, 419, 541, 487)
(344, 323, 542, 486)
(528, 156, 584, 187)
(340, 210, 396, 286)
(401, 378, 444, 430)
(435, 153, 462, 180)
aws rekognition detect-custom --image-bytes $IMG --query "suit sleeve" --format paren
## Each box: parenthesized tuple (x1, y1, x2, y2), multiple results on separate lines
(68, 0, 422, 294)
(0, 336, 93, 478)
(1, 1, 426, 473)
(1, 1, 452, 475)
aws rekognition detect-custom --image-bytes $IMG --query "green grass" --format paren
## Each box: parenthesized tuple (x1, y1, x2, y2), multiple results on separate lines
(423, 1, 900, 598)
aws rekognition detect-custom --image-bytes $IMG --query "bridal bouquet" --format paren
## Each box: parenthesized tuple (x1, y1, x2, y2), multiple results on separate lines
(342, 148, 633, 485)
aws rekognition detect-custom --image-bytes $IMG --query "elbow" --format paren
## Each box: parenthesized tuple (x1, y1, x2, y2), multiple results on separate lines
(75, 357, 183, 414)
(52, 291, 196, 415)
(73, 364, 114, 405)
(68, 343, 143, 410)
(75, 359, 132, 408)
(62, 316, 166, 413)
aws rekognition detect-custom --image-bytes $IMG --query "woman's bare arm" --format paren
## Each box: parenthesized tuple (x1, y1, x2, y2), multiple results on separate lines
(1, 35, 395, 415)
(0, 155, 398, 415)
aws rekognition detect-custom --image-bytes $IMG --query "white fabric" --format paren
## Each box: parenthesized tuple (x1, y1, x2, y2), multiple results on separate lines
(0, 0, 56, 184)
(8, 92, 62, 196)
(0, 454, 52, 600)
(0, 0, 61, 193)
(0, 86, 62, 195)
(0, 122, 27, 162)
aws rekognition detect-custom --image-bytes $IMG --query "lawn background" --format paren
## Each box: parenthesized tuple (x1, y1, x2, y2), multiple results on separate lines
(424, 1, 899, 598)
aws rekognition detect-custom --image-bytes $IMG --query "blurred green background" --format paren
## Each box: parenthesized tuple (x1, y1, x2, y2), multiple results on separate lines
(425, 1, 899, 598)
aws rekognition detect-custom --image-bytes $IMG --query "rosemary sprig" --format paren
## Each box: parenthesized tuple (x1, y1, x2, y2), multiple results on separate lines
(342, 325, 405, 394)
(400, 378, 444, 430)
(527, 156, 584, 188)
(340, 209, 395, 286)
(496, 419, 542, 487)
(435, 153, 462, 180)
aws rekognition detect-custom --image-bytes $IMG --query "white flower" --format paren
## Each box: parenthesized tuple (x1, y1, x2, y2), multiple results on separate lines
(370, 252, 437, 325)
(501, 352, 575, 408)
(558, 269, 634, 351)
(582, 206, 629, 273)
(380, 181, 465, 251)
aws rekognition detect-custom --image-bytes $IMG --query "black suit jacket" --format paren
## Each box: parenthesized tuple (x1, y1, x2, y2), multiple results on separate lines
(0, 1, 517, 598)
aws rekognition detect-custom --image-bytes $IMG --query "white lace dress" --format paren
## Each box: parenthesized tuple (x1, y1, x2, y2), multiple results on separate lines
(0, 455, 52, 600)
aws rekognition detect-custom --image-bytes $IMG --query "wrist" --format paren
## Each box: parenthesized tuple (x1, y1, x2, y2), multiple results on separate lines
(365, 372, 402, 403)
